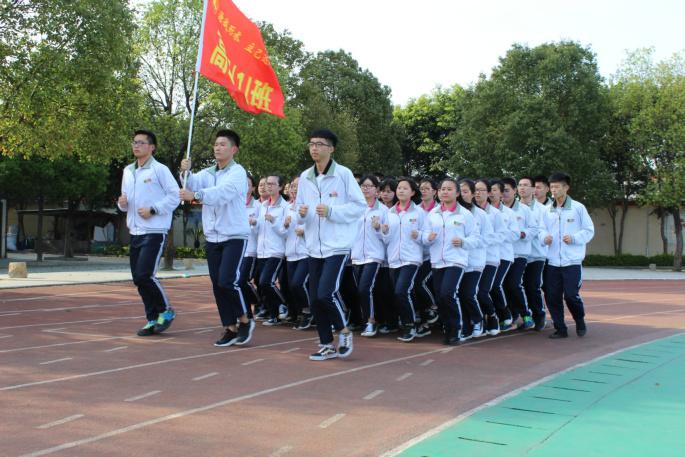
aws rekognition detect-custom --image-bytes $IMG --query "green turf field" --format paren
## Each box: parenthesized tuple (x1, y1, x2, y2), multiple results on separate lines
(397, 333, 685, 457)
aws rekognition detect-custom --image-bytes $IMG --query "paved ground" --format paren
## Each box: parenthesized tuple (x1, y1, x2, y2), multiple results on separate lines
(1, 273, 684, 457)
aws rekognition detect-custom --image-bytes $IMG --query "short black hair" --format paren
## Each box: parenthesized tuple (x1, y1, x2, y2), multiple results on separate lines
(359, 174, 380, 188)
(490, 179, 504, 193)
(501, 177, 517, 189)
(134, 129, 157, 147)
(216, 129, 240, 148)
(534, 175, 549, 187)
(419, 177, 438, 191)
(549, 172, 571, 186)
(518, 176, 534, 186)
(397, 176, 421, 204)
(309, 129, 338, 147)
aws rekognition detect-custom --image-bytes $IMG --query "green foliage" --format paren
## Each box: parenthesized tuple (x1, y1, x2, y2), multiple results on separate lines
(448, 41, 613, 207)
(584, 254, 685, 267)
(0, 0, 141, 162)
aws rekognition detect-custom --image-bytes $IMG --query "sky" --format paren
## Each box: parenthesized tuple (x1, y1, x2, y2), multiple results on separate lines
(228, 0, 684, 106)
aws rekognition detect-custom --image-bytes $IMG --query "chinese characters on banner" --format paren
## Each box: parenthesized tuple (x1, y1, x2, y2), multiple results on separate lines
(199, 0, 285, 117)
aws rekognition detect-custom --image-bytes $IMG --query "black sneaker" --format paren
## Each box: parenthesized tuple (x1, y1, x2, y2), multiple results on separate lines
(295, 314, 313, 330)
(534, 314, 547, 331)
(254, 308, 268, 321)
(262, 317, 281, 326)
(576, 319, 587, 337)
(214, 329, 239, 347)
(235, 320, 255, 346)
(397, 326, 417, 342)
(425, 308, 439, 325)
(549, 329, 569, 339)
(136, 320, 156, 337)
(485, 314, 500, 336)
(337, 331, 353, 358)
(309, 344, 338, 361)
(361, 322, 378, 337)
(415, 323, 432, 338)
(379, 324, 399, 334)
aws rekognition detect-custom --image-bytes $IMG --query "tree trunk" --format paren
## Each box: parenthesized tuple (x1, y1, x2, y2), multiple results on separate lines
(62, 201, 74, 258)
(617, 200, 629, 255)
(35, 195, 44, 262)
(671, 208, 682, 271)
(660, 211, 668, 254)
(163, 228, 175, 270)
(608, 205, 618, 255)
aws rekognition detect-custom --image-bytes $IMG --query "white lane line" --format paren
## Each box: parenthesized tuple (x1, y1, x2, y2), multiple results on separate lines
(10, 332, 550, 456)
(0, 334, 13, 339)
(92, 321, 112, 326)
(39, 358, 73, 365)
(0, 312, 21, 317)
(42, 328, 67, 333)
(36, 414, 85, 430)
(124, 390, 161, 402)
(269, 445, 293, 457)
(241, 358, 265, 366)
(194, 329, 213, 334)
(281, 347, 300, 353)
(192, 372, 219, 381)
(441, 347, 455, 353)
(103, 346, 128, 353)
(1, 288, 130, 303)
(363, 389, 384, 400)
(318, 413, 346, 429)
(396, 372, 413, 382)
(419, 359, 434, 367)
(1, 336, 318, 391)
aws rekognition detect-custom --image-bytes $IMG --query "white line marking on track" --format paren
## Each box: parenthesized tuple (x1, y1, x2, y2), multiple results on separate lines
(36, 414, 84, 430)
(396, 372, 413, 381)
(1, 336, 318, 391)
(318, 413, 346, 429)
(419, 359, 434, 367)
(194, 329, 214, 334)
(103, 346, 128, 353)
(441, 347, 455, 353)
(9, 332, 564, 456)
(241, 358, 264, 366)
(1, 288, 129, 303)
(281, 347, 300, 353)
(363, 389, 384, 400)
(42, 328, 67, 333)
(0, 312, 21, 317)
(39, 357, 72, 365)
(0, 334, 13, 339)
(269, 445, 293, 457)
(192, 372, 219, 381)
(93, 321, 112, 326)
(124, 390, 161, 402)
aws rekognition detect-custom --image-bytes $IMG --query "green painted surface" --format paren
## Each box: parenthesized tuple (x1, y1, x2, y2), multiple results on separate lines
(397, 333, 685, 457)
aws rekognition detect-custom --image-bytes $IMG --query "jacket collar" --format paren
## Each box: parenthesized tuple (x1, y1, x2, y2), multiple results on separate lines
(552, 196, 573, 209)
(306, 159, 337, 181)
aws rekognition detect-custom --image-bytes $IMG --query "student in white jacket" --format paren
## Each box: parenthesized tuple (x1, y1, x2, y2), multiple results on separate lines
(180, 129, 254, 348)
(296, 129, 366, 361)
(518, 176, 549, 331)
(381, 177, 425, 343)
(458, 179, 490, 339)
(118, 130, 180, 337)
(489, 179, 520, 332)
(239, 173, 260, 319)
(351, 175, 387, 337)
(541, 172, 594, 339)
(254, 175, 289, 326)
(282, 176, 312, 330)
(474, 179, 504, 336)
(423, 178, 476, 345)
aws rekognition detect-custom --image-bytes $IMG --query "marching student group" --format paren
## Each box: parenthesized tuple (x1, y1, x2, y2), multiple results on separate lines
(118, 127, 595, 361)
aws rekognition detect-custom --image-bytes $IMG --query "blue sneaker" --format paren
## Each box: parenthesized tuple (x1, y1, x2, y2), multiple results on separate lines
(153, 309, 176, 333)
(137, 320, 157, 336)
(517, 315, 535, 331)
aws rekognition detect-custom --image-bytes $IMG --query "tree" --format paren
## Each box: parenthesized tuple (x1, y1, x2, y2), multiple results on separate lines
(631, 50, 685, 270)
(393, 86, 465, 176)
(297, 50, 402, 175)
(448, 41, 613, 207)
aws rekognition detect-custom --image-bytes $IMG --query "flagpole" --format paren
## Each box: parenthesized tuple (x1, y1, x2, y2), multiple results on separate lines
(182, 0, 210, 191)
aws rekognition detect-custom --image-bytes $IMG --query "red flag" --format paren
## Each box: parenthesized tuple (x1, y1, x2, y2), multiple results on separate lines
(198, 0, 285, 117)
